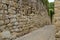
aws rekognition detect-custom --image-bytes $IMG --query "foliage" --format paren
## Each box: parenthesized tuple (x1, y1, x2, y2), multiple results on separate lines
(41, 0, 54, 22)
(49, 2, 54, 9)
(49, 9, 54, 22)
(48, 2, 54, 22)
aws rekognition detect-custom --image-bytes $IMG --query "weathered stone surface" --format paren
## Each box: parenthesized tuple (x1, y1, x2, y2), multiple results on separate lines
(0, 14, 3, 20)
(7, 23, 13, 27)
(56, 32, 60, 38)
(1, 31, 11, 38)
(2, 0, 8, 4)
(0, 20, 4, 25)
(53, 0, 60, 40)
(56, 38, 60, 40)
(8, 9, 16, 14)
(4, 19, 10, 24)
(0, 0, 51, 40)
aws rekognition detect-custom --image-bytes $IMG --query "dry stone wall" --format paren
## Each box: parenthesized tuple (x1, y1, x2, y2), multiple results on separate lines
(0, 0, 50, 40)
(53, 0, 60, 40)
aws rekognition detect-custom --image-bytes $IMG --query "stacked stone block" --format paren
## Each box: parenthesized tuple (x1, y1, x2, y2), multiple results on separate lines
(0, 0, 50, 40)
(53, 0, 60, 40)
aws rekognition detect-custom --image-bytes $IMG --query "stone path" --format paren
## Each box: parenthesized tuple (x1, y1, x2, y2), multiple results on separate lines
(15, 25, 56, 40)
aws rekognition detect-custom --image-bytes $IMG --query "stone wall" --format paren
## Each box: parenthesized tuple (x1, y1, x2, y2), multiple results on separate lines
(53, 0, 60, 39)
(0, 0, 50, 40)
